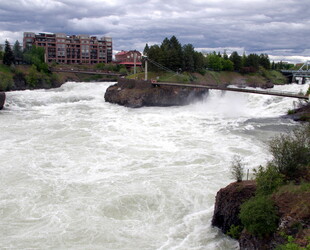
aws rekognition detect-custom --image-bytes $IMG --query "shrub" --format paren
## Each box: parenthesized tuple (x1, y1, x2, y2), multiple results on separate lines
(95, 63, 105, 70)
(119, 67, 128, 75)
(239, 196, 279, 237)
(25, 65, 39, 87)
(269, 124, 310, 180)
(0, 72, 14, 91)
(275, 236, 307, 250)
(254, 165, 285, 196)
(287, 109, 295, 115)
(230, 155, 245, 182)
(227, 224, 243, 239)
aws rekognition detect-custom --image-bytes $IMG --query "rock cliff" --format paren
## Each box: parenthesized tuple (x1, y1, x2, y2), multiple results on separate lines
(0, 92, 5, 110)
(212, 181, 310, 249)
(212, 181, 256, 234)
(104, 78, 208, 108)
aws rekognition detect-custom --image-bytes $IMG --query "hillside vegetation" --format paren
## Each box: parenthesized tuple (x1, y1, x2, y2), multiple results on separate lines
(127, 68, 288, 88)
(228, 124, 310, 249)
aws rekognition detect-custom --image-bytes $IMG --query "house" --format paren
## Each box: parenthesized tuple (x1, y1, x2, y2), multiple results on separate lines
(115, 50, 142, 68)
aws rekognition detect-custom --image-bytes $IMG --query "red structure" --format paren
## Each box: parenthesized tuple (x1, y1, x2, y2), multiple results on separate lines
(115, 50, 142, 68)
(23, 32, 112, 64)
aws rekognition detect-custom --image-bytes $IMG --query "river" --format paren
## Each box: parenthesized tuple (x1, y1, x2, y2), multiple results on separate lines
(0, 82, 308, 249)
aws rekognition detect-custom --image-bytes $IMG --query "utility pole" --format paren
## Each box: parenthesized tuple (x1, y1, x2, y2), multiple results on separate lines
(134, 52, 137, 75)
(144, 57, 148, 81)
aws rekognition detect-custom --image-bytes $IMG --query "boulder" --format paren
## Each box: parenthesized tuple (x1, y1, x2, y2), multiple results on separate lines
(0, 92, 5, 110)
(212, 181, 256, 234)
(104, 78, 208, 108)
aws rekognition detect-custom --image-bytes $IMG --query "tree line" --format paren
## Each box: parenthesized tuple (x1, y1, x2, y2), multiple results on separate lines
(143, 36, 293, 73)
(0, 40, 59, 91)
(0, 40, 48, 73)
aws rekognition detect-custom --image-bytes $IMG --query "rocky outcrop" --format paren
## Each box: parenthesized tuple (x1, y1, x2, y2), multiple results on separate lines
(212, 181, 310, 249)
(212, 181, 256, 234)
(0, 92, 5, 110)
(286, 103, 310, 122)
(104, 78, 208, 108)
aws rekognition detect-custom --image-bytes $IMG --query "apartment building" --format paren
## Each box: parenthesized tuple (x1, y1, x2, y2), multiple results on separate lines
(115, 50, 142, 68)
(23, 32, 112, 64)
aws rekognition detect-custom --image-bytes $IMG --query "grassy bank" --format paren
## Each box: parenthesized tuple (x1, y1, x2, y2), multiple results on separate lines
(0, 63, 290, 91)
(0, 64, 121, 91)
(126, 69, 288, 87)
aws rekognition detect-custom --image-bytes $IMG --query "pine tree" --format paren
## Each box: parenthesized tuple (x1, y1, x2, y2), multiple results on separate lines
(3, 40, 15, 65)
(229, 51, 242, 71)
(13, 40, 23, 64)
(143, 43, 149, 56)
(182, 44, 195, 71)
(0, 44, 3, 59)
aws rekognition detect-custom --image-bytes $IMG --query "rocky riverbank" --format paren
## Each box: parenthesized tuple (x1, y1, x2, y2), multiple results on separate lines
(212, 180, 310, 249)
(286, 102, 310, 122)
(104, 78, 208, 108)
(0, 92, 5, 110)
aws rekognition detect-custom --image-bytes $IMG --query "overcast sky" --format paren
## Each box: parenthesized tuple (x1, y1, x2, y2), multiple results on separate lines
(0, 0, 309, 63)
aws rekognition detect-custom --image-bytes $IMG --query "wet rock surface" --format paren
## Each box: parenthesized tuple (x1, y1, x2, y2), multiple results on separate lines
(104, 78, 208, 108)
(212, 181, 256, 234)
(0, 92, 5, 110)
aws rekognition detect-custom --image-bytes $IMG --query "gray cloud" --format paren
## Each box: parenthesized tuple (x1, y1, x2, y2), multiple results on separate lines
(0, 0, 309, 62)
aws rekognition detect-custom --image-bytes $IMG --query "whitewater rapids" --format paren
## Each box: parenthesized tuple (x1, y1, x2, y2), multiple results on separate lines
(0, 82, 308, 249)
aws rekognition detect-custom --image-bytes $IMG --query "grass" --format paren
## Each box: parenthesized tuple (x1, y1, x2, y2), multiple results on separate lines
(127, 71, 192, 83)
(0, 64, 13, 74)
(276, 182, 310, 194)
(259, 68, 288, 85)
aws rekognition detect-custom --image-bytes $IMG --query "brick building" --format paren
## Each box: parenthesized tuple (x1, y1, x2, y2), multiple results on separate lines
(115, 50, 142, 68)
(23, 32, 112, 64)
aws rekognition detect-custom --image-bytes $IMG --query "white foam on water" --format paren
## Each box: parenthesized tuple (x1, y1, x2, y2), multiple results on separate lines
(0, 82, 308, 249)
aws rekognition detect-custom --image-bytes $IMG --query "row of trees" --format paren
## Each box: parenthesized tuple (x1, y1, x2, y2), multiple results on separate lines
(0, 40, 59, 91)
(143, 36, 294, 73)
(143, 36, 206, 73)
(0, 40, 47, 71)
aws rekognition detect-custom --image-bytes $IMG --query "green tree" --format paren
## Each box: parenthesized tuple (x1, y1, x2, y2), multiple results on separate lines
(222, 58, 234, 71)
(166, 36, 183, 71)
(223, 50, 228, 60)
(245, 54, 260, 71)
(3, 40, 15, 65)
(230, 155, 245, 182)
(193, 51, 206, 73)
(25, 64, 40, 87)
(259, 53, 271, 69)
(23, 46, 48, 73)
(206, 53, 222, 71)
(147, 44, 163, 71)
(269, 124, 310, 180)
(0, 44, 3, 60)
(13, 40, 23, 64)
(229, 51, 242, 71)
(143, 43, 150, 56)
(182, 44, 195, 72)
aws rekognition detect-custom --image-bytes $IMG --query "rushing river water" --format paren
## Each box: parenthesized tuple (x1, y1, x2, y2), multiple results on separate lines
(0, 82, 308, 249)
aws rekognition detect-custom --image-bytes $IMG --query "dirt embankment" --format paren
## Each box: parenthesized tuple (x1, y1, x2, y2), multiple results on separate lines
(192, 70, 284, 89)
